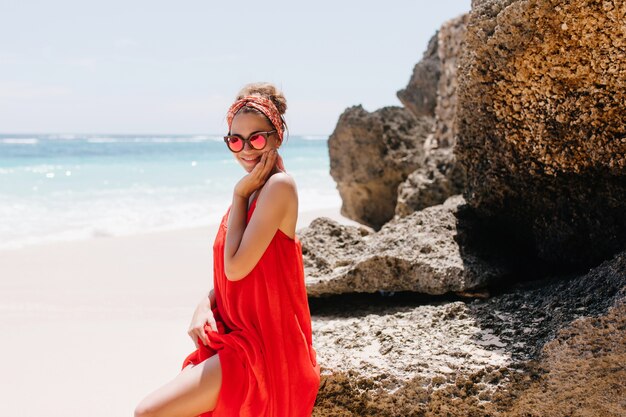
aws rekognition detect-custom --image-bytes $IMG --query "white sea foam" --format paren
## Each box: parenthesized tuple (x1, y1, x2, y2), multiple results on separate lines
(0, 191, 229, 250)
(188, 135, 213, 142)
(87, 137, 118, 143)
(46, 134, 77, 140)
(1, 138, 39, 144)
(23, 165, 52, 174)
(151, 136, 216, 143)
(23, 164, 65, 173)
(0, 180, 340, 251)
(301, 135, 328, 141)
(0, 134, 337, 250)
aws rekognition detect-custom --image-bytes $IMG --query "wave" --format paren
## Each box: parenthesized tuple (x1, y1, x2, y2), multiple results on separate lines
(21, 164, 65, 173)
(87, 137, 118, 143)
(44, 134, 78, 140)
(150, 137, 210, 143)
(0, 138, 39, 144)
(300, 135, 328, 141)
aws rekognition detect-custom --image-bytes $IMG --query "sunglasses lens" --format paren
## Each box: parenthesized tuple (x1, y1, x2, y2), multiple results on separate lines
(227, 137, 243, 152)
(249, 134, 266, 150)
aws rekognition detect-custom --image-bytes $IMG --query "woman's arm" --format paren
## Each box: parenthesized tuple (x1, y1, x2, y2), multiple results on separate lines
(188, 288, 218, 347)
(224, 173, 296, 281)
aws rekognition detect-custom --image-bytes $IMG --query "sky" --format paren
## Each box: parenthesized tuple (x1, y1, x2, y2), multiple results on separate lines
(0, 1, 471, 135)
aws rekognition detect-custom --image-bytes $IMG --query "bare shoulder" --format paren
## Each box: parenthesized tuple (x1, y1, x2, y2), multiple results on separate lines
(263, 172, 297, 200)
(257, 172, 298, 238)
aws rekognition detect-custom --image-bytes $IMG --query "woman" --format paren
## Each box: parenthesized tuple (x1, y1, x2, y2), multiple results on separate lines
(134, 83, 321, 417)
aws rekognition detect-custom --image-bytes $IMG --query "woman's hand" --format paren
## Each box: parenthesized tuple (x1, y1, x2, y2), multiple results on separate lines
(234, 148, 279, 198)
(187, 294, 217, 348)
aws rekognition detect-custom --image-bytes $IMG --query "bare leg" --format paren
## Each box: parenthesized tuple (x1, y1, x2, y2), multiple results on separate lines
(134, 354, 222, 417)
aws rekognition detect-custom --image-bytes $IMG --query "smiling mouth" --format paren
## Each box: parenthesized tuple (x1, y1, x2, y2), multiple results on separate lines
(241, 156, 260, 163)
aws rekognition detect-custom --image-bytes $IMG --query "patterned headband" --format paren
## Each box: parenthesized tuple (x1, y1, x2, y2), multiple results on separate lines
(226, 95, 284, 141)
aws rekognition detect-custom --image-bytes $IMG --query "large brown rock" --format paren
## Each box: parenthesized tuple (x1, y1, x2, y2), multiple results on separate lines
(301, 195, 508, 297)
(396, 14, 468, 216)
(428, 13, 468, 150)
(455, 0, 626, 267)
(311, 249, 626, 416)
(328, 105, 433, 230)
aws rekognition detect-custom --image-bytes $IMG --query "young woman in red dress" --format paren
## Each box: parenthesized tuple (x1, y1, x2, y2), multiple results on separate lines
(134, 82, 320, 417)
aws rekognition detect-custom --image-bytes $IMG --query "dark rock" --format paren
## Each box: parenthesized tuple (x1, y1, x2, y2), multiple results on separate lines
(328, 105, 433, 230)
(396, 14, 469, 216)
(311, 249, 626, 416)
(396, 144, 466, 217)
(397, 32, 440, 119)
(455, 0, 626, 268)
(301, 195, 508, 296)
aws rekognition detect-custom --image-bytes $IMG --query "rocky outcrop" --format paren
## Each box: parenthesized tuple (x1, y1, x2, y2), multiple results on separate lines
(396, 14, 468, 217)
(301, 195, 508, 296)
(455, 0, 626, 267)
(311, 250, 626, 416)
(505, 300, 625, 417)
(423, 13, 468, 150)
(328, 105, 433, 230)
(330, 14, 469, 223)
(396, 33, 440, 119)
(395, 133, 467, 217)
(310, 1, 626, 414)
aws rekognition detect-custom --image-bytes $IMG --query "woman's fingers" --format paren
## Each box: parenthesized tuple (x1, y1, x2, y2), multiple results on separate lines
(263, 149, 277, 176)
(206, 315, 218, 334)
(261, 150, 269, 171)
(264, 150, 276, 176)
(201, 328, 209, 346)
(251, 151, 268, 177)
(193, 327, 207, 346)
(188, 322, 212, 347)
(252, 149, 275, 181)
(188, 302, 218, 348)
(243, 149, 278, 196)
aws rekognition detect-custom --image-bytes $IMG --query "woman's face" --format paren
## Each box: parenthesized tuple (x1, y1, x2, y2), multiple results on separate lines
(229, 111, 281, 173)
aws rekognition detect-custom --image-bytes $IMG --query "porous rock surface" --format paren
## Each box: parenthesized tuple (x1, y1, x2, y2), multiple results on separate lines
(311, 250, 626, 417)
(309, 1, 626, 414)
(300, 195, 507, 297)
(328, 105, 433, 230)
(455, 0, 626, 267)
(396, 14, 469, 216)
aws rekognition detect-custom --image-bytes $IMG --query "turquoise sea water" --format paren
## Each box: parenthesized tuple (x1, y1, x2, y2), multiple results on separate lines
(0, 133, 340, 249)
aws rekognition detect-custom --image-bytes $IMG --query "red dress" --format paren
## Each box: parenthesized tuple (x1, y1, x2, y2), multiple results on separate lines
(181, 197, 321, 416)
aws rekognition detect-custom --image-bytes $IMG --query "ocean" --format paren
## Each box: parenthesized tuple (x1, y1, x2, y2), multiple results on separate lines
(0, 133, 341, 250)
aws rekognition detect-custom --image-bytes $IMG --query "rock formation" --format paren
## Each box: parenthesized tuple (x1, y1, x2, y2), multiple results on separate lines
(455, 0, 626, 267)
(329, 14, 471, 224)
(307, 0, 626, 414)
(301, 195, 509, 296)
(397, 31, 440, 119)
(396, 14, 469, 217)
(328, 105, 433, 230)
(311, 250, 626, 416)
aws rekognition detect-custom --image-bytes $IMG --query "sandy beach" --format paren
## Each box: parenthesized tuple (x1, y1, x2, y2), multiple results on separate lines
(0, 207, 360, 416)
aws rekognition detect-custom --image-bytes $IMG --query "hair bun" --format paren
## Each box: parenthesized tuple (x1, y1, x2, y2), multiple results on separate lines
(236, 82, 287, 115)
